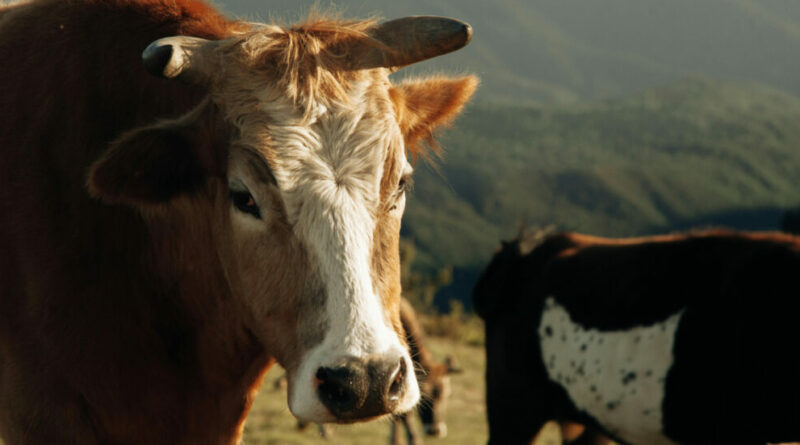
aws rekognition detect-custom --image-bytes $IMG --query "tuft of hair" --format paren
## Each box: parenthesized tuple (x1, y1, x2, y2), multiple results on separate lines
(517, 225, 558, 255)
(234, 12, 385, 116)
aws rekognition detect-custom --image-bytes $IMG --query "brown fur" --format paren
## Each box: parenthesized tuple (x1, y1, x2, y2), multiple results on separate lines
(0, 1, 260, 443)
(241, 16, 381, 110)
(0, 0, 476, 442)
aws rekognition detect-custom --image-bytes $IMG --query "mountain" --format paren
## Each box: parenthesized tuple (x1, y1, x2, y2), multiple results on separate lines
(404, 77, 800, 307)
(214, 0, 800, 105)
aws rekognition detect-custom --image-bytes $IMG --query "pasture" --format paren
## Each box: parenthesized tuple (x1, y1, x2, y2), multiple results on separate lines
(240, 329, 566, 445)
(242, 336, 488, 445)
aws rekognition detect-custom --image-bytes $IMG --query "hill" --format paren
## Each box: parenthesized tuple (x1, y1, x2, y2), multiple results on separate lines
(214, 0, 800, 105)
(403, 78, 800, 307)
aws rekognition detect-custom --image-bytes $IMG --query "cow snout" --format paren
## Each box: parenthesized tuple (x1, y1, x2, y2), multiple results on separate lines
(316, 356, 407, 420)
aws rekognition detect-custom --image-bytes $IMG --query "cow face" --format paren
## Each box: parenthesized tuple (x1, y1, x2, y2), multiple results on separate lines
(88, 17, 476, 423)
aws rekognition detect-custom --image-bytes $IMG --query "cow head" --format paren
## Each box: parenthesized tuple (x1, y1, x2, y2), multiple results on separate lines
(418, 355, 461, 437)
(87, 16, 476, 423)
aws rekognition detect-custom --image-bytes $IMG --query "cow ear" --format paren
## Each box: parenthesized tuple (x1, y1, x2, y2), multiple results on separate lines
(444, 355, 463, 374)
(88, 122, 207, 206)
(390, 75, 478, 157)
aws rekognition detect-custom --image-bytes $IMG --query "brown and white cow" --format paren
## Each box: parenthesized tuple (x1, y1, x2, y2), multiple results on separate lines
(391, 298, 462, 445)
(474, 229, 800, 445)
(0, 0, 476, 443)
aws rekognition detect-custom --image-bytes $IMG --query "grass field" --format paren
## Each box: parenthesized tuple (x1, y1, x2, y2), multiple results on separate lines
(242, 334, 565, 445)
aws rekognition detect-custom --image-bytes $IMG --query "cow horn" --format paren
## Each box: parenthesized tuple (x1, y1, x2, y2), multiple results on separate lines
(142, 36, 215, 82)
(356, 16, 472, 70)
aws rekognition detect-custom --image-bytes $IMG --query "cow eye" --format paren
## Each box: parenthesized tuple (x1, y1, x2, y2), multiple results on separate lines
(230, 190, 261, 219)
(389, 175, 413, 212)
(398, 175, 413, 194)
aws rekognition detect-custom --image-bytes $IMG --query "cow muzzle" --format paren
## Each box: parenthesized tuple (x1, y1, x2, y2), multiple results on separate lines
(316, 355, 408, 421)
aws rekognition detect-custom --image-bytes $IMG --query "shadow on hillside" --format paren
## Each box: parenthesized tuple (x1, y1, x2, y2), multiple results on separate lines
(652, 206, 789, 234)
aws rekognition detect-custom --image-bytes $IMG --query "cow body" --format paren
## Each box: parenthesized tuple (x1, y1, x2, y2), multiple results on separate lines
(474, 230, 800, 445)
(0, 1, 476, 443)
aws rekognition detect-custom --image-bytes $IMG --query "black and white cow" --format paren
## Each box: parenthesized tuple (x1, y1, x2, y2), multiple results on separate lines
(473, 228, 800, 445)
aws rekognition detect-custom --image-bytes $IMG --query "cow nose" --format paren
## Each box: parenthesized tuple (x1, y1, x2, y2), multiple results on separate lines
(386, 357, 407, 402)
(316, 356, 407, 420)
(316, 363, 364, 415)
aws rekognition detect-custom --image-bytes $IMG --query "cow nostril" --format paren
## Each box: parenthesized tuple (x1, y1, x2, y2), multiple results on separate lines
(315, 367, 328, 382)
(316, 366, 360, 416)
(387, 358, 406, 401)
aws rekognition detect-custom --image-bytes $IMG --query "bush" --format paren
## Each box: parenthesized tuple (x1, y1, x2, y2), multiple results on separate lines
(419, 300, 485, 347)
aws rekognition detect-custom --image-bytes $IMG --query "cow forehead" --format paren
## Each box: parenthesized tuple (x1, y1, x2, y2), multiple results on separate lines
(231, 76, 402, 215)
(274, 76, 397, 166)
(205, 23, 406, 221)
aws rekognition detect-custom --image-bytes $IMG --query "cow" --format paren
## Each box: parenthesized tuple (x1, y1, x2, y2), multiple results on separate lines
(473, 228, 800, 445)
(391, 298, 462, 445)
(0, 0, 477, 443)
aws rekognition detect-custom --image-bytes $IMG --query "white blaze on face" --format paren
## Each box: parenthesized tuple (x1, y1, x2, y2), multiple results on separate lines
(257, 83, 418, 421)
(539, 297, 682, 445)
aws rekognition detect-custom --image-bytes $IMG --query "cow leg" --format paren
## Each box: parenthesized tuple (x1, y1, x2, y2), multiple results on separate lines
(489, 414, 548, 445)
(390, 415, 403, 445)
(487, 396, 549, 445)
(562, 424, 614, 445)
(401, 413, 422, 445)
(560, 421, 585, 442)
(316, 423, 333, 439)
